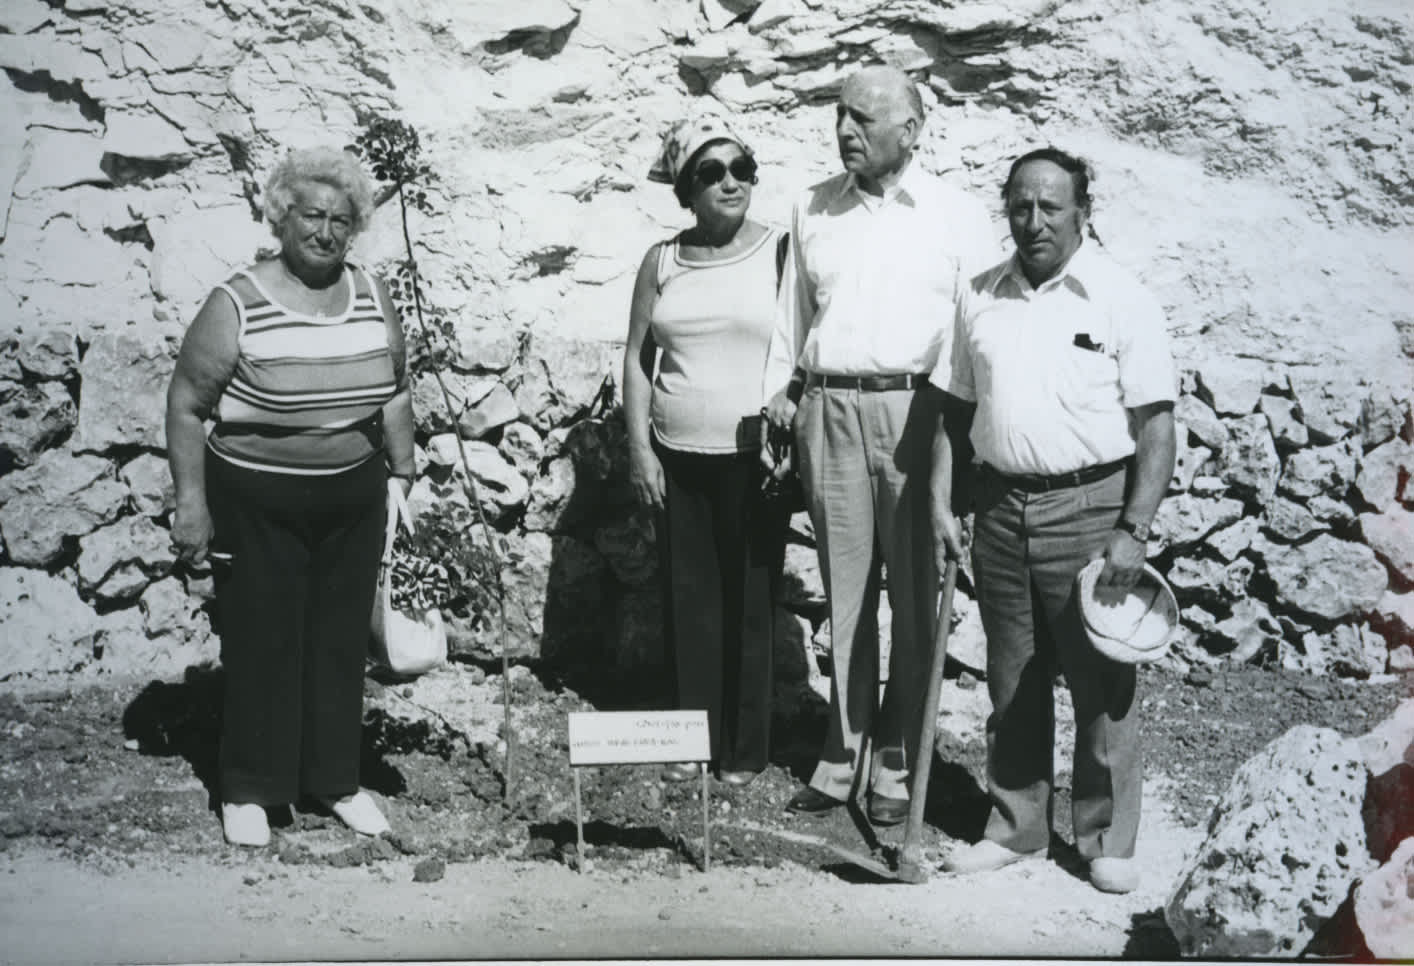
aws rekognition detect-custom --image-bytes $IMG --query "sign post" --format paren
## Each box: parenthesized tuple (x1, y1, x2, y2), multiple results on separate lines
(567, 710, 713, 872)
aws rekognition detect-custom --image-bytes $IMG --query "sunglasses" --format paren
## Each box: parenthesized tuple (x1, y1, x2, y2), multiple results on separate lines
(693, 157, 758, 187)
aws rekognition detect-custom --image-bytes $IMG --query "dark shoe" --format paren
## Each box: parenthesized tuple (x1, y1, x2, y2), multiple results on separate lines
(660, 762, 700, 782)
(717, 769, 761, 787)
(867, 793, 909, 827)
(786, 786, 845, 815)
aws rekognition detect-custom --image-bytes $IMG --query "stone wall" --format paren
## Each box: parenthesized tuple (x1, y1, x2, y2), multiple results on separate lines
(1, 0, 1410, 683)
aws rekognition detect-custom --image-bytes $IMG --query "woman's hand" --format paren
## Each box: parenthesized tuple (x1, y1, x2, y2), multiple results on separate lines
(629, 443, 666, 510)
(760, 390, 798, 477)
(170, 499, 214, 566)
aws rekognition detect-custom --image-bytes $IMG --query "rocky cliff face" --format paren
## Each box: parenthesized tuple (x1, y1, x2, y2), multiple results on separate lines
(1, 0, 1411, 683)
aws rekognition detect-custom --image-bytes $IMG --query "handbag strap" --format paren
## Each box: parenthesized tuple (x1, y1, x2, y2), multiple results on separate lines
(383, 478, 414, 561)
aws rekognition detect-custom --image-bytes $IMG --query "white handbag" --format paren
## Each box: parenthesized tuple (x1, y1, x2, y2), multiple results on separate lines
(370, 479, 447, 677)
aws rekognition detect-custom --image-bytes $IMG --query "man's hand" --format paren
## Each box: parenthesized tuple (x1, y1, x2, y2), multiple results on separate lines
(1096, 529, 1146, 594)
(932, 508, 965, 571)
(629, 443, 666, 510)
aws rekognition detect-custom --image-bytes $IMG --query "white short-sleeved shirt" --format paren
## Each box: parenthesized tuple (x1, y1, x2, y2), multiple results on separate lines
(934, 244, 1177, 476)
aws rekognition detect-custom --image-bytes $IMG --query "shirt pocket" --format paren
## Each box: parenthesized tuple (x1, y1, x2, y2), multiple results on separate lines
(1059, 344, 1122, 413)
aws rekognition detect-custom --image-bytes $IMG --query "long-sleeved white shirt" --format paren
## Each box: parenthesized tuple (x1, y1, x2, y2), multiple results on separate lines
(762, 159, 997, 396)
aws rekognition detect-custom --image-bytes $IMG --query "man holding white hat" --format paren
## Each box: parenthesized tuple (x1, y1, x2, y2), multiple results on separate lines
(929, 147, 1177, 894)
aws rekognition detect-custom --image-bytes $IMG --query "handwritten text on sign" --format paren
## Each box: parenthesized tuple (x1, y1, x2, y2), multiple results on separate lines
(567, 710, 710, 766)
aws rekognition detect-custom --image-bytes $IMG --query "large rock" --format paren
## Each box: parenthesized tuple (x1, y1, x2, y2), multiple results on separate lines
(73, 332, 177, 453)
(1194, 360, 1276, 417)
(76, 515, 176, 601)
(1262, 495, 1327, 542)
(410, 371, 499, 435)
(523, 455, 578, 532)
(148, 204, 269, 314)
(1261, 535, 1387, 621)
(0, 450, 126, 565)
(138, 577, 203, 641)
(780, 540, 824, 609)
(1324, 622, 1388, 680)
(1289, 372, 1364, 446)
(1167, 555, 1253, 606)
(424, 434, 529, 519)
(1259, 393, 1309, 450)
(1212, 598, 1283, 665)
(1354, 438, 1413, 512)
(1278, 439, 1359, 503)
(1370, 590, 1414, 641)
(497, 421, 545, 478)
(1360, 507, 1414, 584)
(1149, 494, 1244, 552)
(0, 382, 76, 467)
(119, 453, 175, 517)
(511, 336, 619, 431)
(1359, 698, 1414, 861)
(1354, 838, 1414, 960)
(0, 568, 101, 678)
(12, 329, 78, 380)
(945, 590, 988, 677)
(454, 327, 518, 373)
(1220, 414, 1280, 503)
(458, 382, 519, 439)
(1359, 392, 1407, 451)
(90, 605, 217, 680)
(1170, 438, 1212, 493)
(1165, 726, 1376, 958)
(1207, 516, 1260, 562)
(1175, 394, 1229, 454)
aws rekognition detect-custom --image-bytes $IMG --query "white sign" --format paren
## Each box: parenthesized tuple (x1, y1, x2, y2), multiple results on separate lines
(567, 710, 710, 766)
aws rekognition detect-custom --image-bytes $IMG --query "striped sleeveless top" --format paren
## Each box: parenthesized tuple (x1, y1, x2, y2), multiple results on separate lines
(207, 264, 402, 475)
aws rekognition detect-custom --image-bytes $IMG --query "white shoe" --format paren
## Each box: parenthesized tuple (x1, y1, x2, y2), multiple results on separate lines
(322, 790, 390, 836)
(222, 802, 270, 847)
(1089, 856, 1139, 894)
(941, 838, 1045, 874)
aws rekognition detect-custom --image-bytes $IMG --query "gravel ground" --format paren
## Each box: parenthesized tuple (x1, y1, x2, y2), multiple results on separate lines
(0, 660, 1407, 959)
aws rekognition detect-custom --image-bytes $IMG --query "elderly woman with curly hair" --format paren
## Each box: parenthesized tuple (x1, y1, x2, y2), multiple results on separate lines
(166, 146, 414, 847)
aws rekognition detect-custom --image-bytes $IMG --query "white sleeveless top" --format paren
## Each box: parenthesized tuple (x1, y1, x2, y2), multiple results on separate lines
(649, 229, 780, 454)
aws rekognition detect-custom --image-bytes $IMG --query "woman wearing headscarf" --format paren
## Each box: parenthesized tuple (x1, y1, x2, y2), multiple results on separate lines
(166, 146, 414, 847)
(623, 117, 790, 787)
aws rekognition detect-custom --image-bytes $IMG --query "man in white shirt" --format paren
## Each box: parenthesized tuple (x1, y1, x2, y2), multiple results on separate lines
(930, 148, 1177, 894)
(761, 65, 995, 825)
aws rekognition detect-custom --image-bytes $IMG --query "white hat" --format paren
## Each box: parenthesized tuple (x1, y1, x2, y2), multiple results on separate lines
(1076, 559, 1179, 664)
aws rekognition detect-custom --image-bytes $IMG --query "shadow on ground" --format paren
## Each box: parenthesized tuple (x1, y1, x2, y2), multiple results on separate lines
(121, 666, 407, 810)
(1123, 909, 1181, 959)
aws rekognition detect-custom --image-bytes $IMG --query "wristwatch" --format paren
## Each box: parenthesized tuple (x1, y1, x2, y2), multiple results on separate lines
(1114, 517, 1151, 542)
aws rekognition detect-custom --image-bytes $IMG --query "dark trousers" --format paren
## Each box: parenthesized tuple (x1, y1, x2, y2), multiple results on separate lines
(971, 468, 1141, 860)
(207, 451, 385, 806)
(655, 441, 786, 773)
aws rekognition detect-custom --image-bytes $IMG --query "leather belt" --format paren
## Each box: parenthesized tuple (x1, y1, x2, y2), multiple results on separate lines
(804, 372, 928, 392)
(982, 458, 1130, 493)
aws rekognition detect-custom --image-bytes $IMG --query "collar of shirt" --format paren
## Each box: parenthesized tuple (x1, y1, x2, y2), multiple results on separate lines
(838, 155, 931, 211)
(992, 241, 1102, 301)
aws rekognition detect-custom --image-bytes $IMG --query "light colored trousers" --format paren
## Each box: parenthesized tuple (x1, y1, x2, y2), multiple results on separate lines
(972, 468, 1141, 860)
(794, 385, 938, 801)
